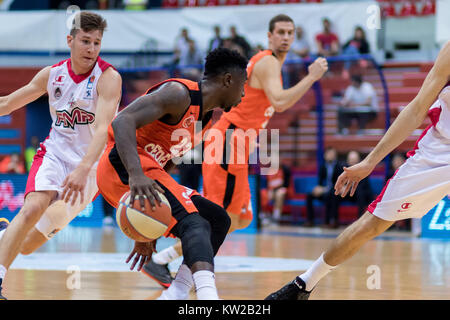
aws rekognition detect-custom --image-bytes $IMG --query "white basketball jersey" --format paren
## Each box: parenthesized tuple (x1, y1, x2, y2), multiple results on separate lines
(43, 57, 114, 168)
(412, 83, 450, 164)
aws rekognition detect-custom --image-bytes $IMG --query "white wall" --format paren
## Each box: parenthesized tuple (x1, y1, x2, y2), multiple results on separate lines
(0, 2, 379, 53)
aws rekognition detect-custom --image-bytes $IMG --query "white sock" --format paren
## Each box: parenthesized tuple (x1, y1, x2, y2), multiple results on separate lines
(153, 246, 179, 265)
(0, 265, 7, 280)
(192, 270, 219, 300)
(273, 209, 281, 220)
(300, 253, 337, 291)
(157, 264, 193, 300)
(0, 229, 5, 241)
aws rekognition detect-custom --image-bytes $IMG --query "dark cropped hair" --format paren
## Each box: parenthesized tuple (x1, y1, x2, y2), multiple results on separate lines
(204, 48, 248, 78)
(70, 11, 107, 37)
(269, 14, 294, 33)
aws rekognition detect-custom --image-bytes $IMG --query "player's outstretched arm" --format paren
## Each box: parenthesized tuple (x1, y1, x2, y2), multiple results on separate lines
(0, 66, 50, 116)
(61, 67, 122, 205)
(335, 41, 450, 198)
(112, 81, 190, 209)
(256, 56, 328, 112)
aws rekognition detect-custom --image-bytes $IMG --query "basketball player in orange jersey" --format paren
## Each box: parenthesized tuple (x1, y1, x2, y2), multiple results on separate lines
(266, 41, 450, 300)
(0, 12, 122, 300)
(142, 14, 328, 288)
(96, 48, 248, 300)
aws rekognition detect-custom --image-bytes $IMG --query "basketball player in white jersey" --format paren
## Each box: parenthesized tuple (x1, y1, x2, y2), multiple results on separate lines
(266, 41, 450, 300)
(0, 12, 122, 300)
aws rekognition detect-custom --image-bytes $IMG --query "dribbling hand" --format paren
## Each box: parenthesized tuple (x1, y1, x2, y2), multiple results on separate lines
(128, 174, 165, 211)
(126, 240, 157, 271)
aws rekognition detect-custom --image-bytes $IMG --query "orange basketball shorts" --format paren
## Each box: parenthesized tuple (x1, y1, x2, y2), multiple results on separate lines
(202, 117, 253, 220)
(97, 143, 200, 237)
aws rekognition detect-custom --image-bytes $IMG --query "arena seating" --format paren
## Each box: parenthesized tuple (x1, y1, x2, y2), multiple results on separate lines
(260, 173, 386, 225)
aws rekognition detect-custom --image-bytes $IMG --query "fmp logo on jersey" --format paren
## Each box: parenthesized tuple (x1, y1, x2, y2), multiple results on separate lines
(55, 107, 95, 129)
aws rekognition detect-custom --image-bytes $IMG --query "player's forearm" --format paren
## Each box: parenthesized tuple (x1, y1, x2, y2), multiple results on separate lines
(0, 96, 12, 116)
(365, 103, 427, 167)
(112, 114, 145, 178)
(273, 74, 316, 112)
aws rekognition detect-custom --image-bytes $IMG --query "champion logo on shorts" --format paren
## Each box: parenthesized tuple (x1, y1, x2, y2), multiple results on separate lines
(397, 202, 412, 213)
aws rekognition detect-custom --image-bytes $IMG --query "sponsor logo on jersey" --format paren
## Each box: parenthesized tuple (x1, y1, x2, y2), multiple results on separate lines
(54, 87, 62, 100)
(397, 202, 412, 213)
(53, 75, 66, 86)
(144, 143, 172, 167)
(84, 75, 96, 100)
(182, 115, 196, 129)
(55, 107, 95, 129)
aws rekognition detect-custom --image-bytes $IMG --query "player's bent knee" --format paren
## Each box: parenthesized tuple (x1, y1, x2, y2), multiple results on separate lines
(174, 213, 214, 268)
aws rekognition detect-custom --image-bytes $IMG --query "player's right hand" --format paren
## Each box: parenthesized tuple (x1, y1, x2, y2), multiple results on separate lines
(308, 57, 328, 81)
(128, 174, 165, 211)
(334, 160, 375, 198)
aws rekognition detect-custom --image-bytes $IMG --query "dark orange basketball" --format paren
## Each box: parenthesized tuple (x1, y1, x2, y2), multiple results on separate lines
(116, 191, 172, 242)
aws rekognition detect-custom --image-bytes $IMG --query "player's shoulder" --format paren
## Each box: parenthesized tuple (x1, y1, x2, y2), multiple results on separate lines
(157, 80, 191, 103)
(98, 66, 122, 89)
(254, 53, 278, 70)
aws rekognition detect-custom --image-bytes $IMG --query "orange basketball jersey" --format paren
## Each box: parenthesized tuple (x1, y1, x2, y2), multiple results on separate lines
(223, 50, 280, 131)
(106, 78, 212, 169)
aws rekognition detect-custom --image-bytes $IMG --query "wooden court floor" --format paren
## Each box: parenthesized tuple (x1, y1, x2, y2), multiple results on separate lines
(2, 224, 450, 300)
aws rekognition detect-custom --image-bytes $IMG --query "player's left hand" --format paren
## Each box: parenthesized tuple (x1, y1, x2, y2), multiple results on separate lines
(334, 160, 375, 197)
(126, 241, 157, 271)
(61, 165, 90, 206)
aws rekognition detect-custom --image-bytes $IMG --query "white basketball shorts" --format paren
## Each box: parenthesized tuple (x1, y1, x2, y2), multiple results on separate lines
(25, 146, 98, 239)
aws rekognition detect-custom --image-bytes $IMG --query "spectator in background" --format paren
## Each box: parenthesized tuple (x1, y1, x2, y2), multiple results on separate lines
(229, 25, 252, 59)
(305, 147, 340, 227)
(386, 152, 406, 181)
(325, 150, 373, 228)
(289, 26, 310, 60)
(208, 25, 224, 53)
(337, 74, 378, 135)
(173, 27, 192, 66)
(0, 153, 25, 174)
(342, 26, 370, 55)
(285, 25, 310, 86)
(315, 18, 339, 57)
(341, 26, 370, 79)
(222, 38, 246, 58)
(24, 136, 39, 172)
(178, 39, 203, 80)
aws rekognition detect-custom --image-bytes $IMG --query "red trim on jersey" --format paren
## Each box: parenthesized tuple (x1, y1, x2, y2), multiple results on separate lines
(24, 138, 48, 198)
(66, 58, 95, 84)
(97, 56, 114, 72)
(407, 106, 441, 158)
(52, 59, 69, 68)
(367, 169, 398, 214)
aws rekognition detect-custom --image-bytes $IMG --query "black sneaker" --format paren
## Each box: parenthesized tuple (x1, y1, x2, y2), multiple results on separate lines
(0, 279, 6, 300)
(265, 276, 312, 300)
(141, 259, 173, 288)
